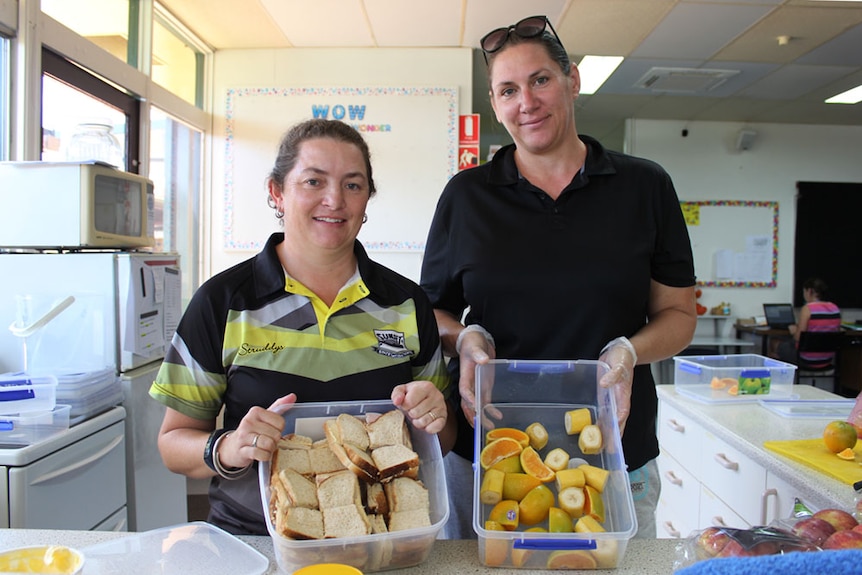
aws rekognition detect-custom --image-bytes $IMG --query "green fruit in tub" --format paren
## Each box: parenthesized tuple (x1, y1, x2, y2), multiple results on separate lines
(738, 370, 771, 395)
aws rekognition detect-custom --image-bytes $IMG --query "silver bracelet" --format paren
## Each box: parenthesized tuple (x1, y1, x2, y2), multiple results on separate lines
(455, 324, 496, 355)
(600, 336, 638, 366)
(212, 430, 252, 480)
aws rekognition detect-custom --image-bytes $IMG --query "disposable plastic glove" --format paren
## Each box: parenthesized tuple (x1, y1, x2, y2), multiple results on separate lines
(599, 336, 637, 436)
(455, 325, 496, 426)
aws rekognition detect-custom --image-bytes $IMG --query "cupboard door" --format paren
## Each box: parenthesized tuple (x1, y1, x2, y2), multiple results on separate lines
(700, 484, 750, 530)
(700, 430, 766, 527)
(658, 400, 703, 470)
(656, 452, 699, 538)
(764, 472, 801, 526)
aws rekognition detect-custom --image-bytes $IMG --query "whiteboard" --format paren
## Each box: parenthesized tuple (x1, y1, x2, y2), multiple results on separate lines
(222, 86, 458, 251)
(682, 200, 778, 287)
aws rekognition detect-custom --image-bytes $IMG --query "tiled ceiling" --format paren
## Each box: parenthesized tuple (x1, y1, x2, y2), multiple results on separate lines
(160, 0, 862, 138)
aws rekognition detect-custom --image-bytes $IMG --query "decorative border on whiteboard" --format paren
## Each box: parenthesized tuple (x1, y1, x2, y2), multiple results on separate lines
(223, 86, 458, 251)
(682, 200, 778, 288)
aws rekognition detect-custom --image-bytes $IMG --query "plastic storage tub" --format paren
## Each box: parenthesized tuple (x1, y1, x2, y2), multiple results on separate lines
(473, 360, 637, 570)
(0, 404, 71, 446)
(673, 354, 797, 404)
(259, 399, 448, 574)
(0, 374, 57, 414)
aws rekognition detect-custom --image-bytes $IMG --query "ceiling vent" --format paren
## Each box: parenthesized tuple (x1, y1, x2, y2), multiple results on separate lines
(634, 67, 739, 93)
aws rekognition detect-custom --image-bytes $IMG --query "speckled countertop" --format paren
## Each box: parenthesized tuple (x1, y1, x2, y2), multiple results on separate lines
(656, 383, 858, 513)
(0, 528, 680, 574)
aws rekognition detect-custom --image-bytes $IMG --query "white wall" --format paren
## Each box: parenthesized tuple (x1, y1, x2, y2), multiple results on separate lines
(628, 119, 862, 323)
(209, 47, 473, 282)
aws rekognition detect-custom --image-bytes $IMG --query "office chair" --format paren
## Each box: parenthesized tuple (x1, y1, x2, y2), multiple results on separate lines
(795, 331, 843, 392)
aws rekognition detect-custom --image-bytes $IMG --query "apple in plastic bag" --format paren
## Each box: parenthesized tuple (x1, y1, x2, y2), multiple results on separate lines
(822, 529, 862, 550)
(812, 508, 859, 532)
(695, 527, 731, 557)
(791, 516, 836, 546)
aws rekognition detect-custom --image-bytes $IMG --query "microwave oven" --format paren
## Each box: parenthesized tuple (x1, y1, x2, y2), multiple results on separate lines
(0, 161, 155, 249)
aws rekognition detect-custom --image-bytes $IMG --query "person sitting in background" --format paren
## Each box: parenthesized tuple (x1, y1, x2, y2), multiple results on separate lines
(777, 277, 841, 367)
(149, 118, 455, 536)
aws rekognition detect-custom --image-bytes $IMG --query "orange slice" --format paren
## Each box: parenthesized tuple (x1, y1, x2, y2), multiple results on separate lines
(486, 427, 531, 448)
(520, 445, 556, 483)
(727, 384, 739, 396)
(480, 437, 524, 469)
(837, 447, 855, 460)
(710, 377, 726, 389)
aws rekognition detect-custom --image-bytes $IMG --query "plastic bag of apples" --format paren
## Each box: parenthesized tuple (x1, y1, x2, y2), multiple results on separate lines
(673, 502, 862, 570)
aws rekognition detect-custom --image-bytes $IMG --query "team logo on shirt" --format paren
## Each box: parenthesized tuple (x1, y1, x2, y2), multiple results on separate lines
(373, 329, 414, 358)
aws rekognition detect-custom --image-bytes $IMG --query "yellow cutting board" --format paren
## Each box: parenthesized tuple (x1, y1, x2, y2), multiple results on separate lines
(763, 439, 862, 485)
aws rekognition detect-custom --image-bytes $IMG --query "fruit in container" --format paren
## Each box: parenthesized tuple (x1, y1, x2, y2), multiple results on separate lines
(488, 500, 519, 531)
(543, 447, 570, 471)
(486, 427, 531, 448)
(557, 485, 585, 518)
(490, 454, 522, 473)
(578, 424, 603, 454)
(823, 421, 858, 454)
(482, 520, 509, 566)
(555, 467, 585, 491)
(501, 473, 542, 502)
(518, 484, 554, 525)
(511, 527, 546, 567)
(519, 446, 555, 483)
(480, 437, 523, 469)
(480, 468, 505, 505)
(574, 514, 605, 533)
(812, 507, 859, 532)
(524, 422, 549, 450)
(548, 507, 573, 533)
(822, 529, 862, 550)
(791, 516, 836, 546)
(564, 408, 592, 435)
(578, 463, 609, 492)
(546, 550, 597, 570)
(583, 485, 605, 523)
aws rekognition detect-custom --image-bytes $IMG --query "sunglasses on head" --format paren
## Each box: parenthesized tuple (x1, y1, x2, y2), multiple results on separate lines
(480, 15, 565, 56)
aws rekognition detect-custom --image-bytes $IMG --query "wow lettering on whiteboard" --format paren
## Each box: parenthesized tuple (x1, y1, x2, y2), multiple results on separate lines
(311, 104, 392, 133)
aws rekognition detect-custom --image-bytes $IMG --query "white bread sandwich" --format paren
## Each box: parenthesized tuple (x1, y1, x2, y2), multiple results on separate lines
(384, 477, 430, 513)
(309, 444, 346, 475)
(323, 503, 371, 538)
(277, 506, 324, 540)
(366, 481, 389, 518)
(367, 409, 407, 449)
(317, 469, 362, 510)
(278, 433, 313, 450)
(388, 509, 432, 532)
(277, 467, 319, 509)
(273, 446, 313, 477)
(371, 444, 419, 483)
(336, 413, 370, 451)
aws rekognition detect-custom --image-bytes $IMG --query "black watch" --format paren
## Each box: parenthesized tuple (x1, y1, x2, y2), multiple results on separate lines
(203, 428, 231, 472)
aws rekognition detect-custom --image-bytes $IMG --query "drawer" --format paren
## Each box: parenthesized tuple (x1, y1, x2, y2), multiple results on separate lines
(699, 484, 750, 530)
(656, 494, 696, 539)
(657, 452, 700, 521)
(700, 429, 765, 526)
(657, 400, 703, 467)
(8, 421, 126, 529)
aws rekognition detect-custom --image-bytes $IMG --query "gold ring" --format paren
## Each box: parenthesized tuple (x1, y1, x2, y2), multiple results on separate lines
(427, 411, 437, 421)
(252, 434, 260, 448)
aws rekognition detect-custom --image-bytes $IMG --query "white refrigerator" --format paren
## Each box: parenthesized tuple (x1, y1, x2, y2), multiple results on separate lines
(0, 251, 188, 531)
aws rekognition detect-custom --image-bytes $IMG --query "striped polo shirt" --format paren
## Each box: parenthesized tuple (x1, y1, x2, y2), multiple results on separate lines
(799, 300, 841, 366)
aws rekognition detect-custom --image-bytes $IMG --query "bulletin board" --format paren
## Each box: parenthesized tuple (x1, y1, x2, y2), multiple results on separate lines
(681, 200, 778, 287)
(222, 86, 458, 251)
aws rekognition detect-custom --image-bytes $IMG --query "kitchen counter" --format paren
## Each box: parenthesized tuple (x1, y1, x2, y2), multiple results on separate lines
(656, 384, 857, 513)
(0, 528, 681, 574)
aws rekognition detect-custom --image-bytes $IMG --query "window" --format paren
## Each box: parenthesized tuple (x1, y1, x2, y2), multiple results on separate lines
(152, 7, 204, 108)
(41, 0, 134, 65)
(0, 34, 8, 160)
(41, 48, 140, 172)
(149, 107, 202, 303)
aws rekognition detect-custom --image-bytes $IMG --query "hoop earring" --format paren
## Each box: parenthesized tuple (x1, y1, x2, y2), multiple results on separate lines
(362, 213, 368, 224)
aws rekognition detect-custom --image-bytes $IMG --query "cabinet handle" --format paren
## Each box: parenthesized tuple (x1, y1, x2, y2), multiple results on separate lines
(713, 453, 739, 471)
(712, 516, 729, 527)
(666, 418, 685, 433)
(662, 521, 681, 538)
(30, 435, 123, 485)
(761, 488, 778, 525)
(663, 470, 683, 486)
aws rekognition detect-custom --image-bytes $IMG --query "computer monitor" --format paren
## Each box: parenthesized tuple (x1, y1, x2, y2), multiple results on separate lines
(762, 303, 796, 329)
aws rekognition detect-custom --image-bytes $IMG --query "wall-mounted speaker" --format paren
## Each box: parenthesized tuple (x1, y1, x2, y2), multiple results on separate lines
(736, 129, 757, 151)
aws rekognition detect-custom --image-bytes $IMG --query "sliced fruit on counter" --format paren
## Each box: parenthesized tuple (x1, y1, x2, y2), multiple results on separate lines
(480, 437, 524, 469)
(524, 422, 549, 450)
(564, 408, 592, 435)
(578, 424, 603, 454)
(837, 447, 856, 460)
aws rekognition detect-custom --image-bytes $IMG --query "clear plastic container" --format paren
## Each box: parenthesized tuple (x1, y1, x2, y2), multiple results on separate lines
(0, 374, 57, 415)
(673, 354, 797, 403)
(66, 122, 124, 168)
(0, 404, 71, 446)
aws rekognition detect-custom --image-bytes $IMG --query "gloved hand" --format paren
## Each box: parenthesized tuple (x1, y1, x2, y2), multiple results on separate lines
(599, 336, 637, 436)
(456, 325, 496, 426)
